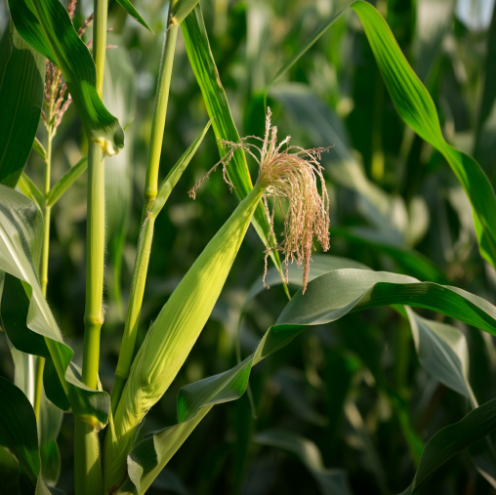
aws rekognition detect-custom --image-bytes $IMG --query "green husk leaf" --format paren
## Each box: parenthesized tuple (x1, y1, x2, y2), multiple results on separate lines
(9, 0, 125, 155)
(0, 24, 45, 187)
(104, 184, 266, 490)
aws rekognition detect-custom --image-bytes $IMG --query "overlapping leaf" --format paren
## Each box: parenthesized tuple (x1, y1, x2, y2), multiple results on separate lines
(0, 184, 109, 428)
(9, 0, 124, 155)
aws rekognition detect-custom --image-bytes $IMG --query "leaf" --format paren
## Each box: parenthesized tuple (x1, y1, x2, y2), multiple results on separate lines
(9, 0, 125, 156)
(0, 23, 45, 187)
(269, 1, 353, 86)
(244, 254, 370, 311)
(170, 0, 202, 25)
(104, 35, 135, 315)
(45, 155, 87, 208)
(406, 308, 474, 402)
(0, 377, 41, 489)
(19, 173, 44, 209)
(403, 399, 496, 494)
(254, 430, 353, 495)
(350, 0, 496, 269)
(115, 0, 152, 32)
(148, 119, 213, 218)
(181, 6, 287, 293)
(0, 446, 21, 495)
(0, 185, 110, 428)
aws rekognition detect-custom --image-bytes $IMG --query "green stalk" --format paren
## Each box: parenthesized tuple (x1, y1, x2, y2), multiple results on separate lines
(76, 0, 108, 492)
(144, 21, 178, 210)
(34, 128, 53, 420)
(110, 16, 179, 414)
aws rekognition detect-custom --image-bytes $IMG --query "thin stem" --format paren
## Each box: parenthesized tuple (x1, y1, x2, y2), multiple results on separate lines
(34, 128, 53, 420)
(144, 22, 178, 210)
(110, 17, 178, 414)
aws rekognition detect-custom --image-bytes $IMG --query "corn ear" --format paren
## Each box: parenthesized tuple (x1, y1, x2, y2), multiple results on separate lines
(104, 183, 265, 490)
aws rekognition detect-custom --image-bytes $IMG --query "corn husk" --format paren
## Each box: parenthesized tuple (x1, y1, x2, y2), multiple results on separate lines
(104, 183, 265, 490)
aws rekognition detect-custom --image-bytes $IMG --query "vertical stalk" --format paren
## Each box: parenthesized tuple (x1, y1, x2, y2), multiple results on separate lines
(83, 141, 105, 389)
(76, 0, 108, 492)
(34, 129, 53, 420)
(110, 17, 178, 414)
(144, 22, 178, 210)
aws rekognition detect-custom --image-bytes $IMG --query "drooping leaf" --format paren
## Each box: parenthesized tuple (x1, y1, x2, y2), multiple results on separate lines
(350, 0, 496, 268)
(0, 185, 109, 428)
(0, 23, 45, 187)
(9, 0, 124, 155)
(255, 430, 353, 495)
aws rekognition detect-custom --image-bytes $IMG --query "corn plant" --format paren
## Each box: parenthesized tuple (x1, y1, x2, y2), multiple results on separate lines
(1, 0, 496, 494)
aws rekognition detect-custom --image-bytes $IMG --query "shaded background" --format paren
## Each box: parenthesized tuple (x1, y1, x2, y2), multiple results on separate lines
(2, 0, 496, 493)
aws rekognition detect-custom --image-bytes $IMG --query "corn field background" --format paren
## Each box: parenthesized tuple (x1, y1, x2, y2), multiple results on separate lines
(2, 0, 496, 493)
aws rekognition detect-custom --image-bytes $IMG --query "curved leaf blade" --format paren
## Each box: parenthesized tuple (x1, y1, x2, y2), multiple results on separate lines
(10, 0, 125, 155)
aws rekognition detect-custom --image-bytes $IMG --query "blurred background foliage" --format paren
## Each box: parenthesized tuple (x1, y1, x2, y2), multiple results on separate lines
(2, 0, 496, 493)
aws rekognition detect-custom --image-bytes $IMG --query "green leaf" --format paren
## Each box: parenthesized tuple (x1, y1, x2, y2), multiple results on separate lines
(269, 1, 352, 86)
(115, 0, 152, 32)
(0, 23, 45, 187)
(148, 119, 213, 218)
(19, 173, 44, 209)
(32, 137, 47, 161)
(0, 446, 21, 495)
(104, 35, 135, 315)
(402, 398, 496, 494)
(181, 6, 288, 294)
(254, 430, 353, 495)
(170, 0, 202, 25)
(350, 0, 496, 268)
(45, 155, 88, 208)
(9, 0, 125, 156)
(0, 185, 110, 428)
(0, 377, 41, 489)
(244, 254, 370, 311)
